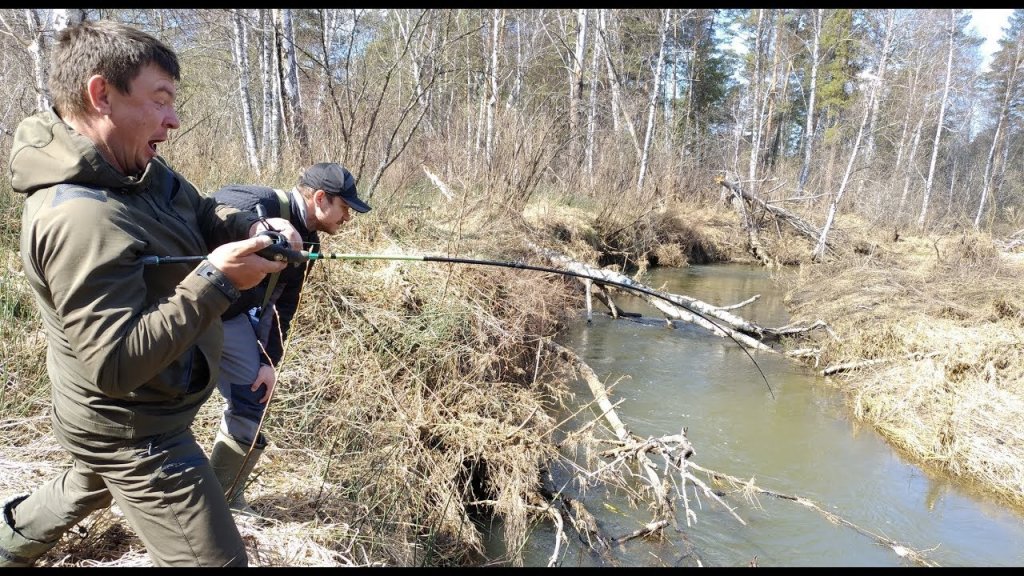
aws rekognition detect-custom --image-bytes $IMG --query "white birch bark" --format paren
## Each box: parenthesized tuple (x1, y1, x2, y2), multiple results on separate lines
(585, 17, 603, 181)
(231, 9, 261, 173)
(664, 14, 675, 150)
(637, 9, 671, 191)
(975, 29, 1023, 228)
(598, 11, 641, 156)
(797, 8, 822, 194)
(746, 9, 766, 188)
(397, 10, 425, 113)
(273, 11, 290, 153)
(473, 16, 486, 158)
(51, 9, 84, 32)
(279, 8, 308, 156)
(485, 9, 503, 167)
(316, 9, 342, 115)
(506, 10, 523, 111)
(569, 9, 588, 156)
(259, 9, 276, 166)
(25, 9, 50, 111)
(598, 10, 619, 133)
(864, 9, 896, 163)
(918, 9, 956, 230)
(894, 52, 924, 173)
(897, 107, 926, 219)
(813, 77, 878, 260)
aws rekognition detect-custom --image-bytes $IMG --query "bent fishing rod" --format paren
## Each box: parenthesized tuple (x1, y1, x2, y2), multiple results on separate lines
(142, 229, 774, 398)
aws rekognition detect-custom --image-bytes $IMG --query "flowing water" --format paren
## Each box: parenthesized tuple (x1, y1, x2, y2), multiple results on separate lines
(483, 263, 1024, 567)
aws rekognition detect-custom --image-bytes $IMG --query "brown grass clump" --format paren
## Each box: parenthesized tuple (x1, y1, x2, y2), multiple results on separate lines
(783, 228, 1024, 510)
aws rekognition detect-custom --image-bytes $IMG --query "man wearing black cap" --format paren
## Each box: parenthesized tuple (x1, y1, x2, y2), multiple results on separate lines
(207, 163, 370, 514)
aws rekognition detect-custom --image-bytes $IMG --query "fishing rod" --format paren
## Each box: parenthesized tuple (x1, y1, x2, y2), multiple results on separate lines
(143, 230, 775, 398)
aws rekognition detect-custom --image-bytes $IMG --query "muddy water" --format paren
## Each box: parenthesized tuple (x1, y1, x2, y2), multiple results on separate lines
(483, 264, 1024, 567)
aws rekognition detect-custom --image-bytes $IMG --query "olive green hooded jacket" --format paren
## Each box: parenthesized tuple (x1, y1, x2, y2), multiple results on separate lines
(12, 108, 259, 440)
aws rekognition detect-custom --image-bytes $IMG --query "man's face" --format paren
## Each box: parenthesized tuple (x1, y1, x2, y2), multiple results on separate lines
(314, 193, 352, 235)
(104, 63, 180, 176)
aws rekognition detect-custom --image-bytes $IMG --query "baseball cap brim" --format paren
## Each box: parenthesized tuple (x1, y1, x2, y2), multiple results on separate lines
(343, 195, 371, 213)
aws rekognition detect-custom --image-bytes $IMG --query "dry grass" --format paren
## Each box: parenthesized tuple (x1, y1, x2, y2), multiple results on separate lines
(783, 226, 1024, 510)
(0, 189, 602, 567)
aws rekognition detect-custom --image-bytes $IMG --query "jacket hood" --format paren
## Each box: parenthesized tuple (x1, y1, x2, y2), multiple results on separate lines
(9, 108, 159, 195)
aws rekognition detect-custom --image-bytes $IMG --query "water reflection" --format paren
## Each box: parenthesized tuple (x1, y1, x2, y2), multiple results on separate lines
(484, 264, 1024, 567)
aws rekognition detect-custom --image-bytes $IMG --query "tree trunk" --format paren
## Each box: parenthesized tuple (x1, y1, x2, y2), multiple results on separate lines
(259, 9, 278, 168)
(231, 9, 261, 173)
(747, 9, 766, 191)
(585, 16, 603, 182)
(864, 9, 896, 163)
(279, 8, 309, 159)
(569, 9, 588, 162)
(485, 9, 504, 168)
(598, 9, 619, 133)
(599, 10, 641, 155)
(918, 9, 956, 230)
(797, 9, 822, 194)
(25, 9, 50, 111)
(975, 28, 1023, 229)
(637, 9, 671, 192)
(813, 77, 877, 261)
(897, 108, 926, 222)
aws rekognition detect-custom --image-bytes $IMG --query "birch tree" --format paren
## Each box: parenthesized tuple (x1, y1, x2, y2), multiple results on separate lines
(812, 83, 877, 261)
(918, 9, 959, 229)
(637, 8, 671, 191)
(585, 11, 603, 181)
(975, 10, 1024, 229)
(813, 11, 894, 260)
(259, 9, 279, 168)
(485, 9, 504, 167)
(598, 10, 641, 154)
(4, 9, 52, 112)
(277, 8, 308, 159)
(746, 9, 767, 190)
(231, 8, 260, 173)
(863, 9, 897, 164)
(585, 11, 598, 180)
(569, 9, 588, 162)
(797, 8, 823, 194)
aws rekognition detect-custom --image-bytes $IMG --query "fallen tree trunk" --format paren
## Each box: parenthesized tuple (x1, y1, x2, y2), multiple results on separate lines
(716, 175, 837, 258)
(530, 244, 774, 353)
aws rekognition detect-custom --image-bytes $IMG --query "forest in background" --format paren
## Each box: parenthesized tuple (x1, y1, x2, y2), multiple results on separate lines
(1, 8, 1021, 245)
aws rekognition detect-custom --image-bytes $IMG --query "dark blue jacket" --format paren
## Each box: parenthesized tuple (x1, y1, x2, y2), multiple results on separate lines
(214, 185, 318, 366)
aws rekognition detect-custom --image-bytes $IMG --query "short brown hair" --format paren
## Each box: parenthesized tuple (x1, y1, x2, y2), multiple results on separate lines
(48, 20, 180, 119)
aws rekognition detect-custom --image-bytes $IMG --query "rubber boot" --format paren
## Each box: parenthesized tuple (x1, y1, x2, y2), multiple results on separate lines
(0, 494, 60, 567)
(209, 430, 265, 517)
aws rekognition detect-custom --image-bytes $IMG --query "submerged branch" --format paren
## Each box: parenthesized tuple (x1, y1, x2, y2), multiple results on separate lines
(687, 462, 941, 567)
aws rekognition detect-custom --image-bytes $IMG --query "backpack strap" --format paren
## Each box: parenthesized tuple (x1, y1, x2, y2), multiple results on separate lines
(272, 188, 291, 219)
(260, 189, 293, 315)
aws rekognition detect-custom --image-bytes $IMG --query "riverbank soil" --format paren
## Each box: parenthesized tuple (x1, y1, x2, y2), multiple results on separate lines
(781, 224, 1024, 511)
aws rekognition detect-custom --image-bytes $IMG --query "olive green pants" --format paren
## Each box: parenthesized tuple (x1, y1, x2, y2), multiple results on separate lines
(10, 424, 246, 567)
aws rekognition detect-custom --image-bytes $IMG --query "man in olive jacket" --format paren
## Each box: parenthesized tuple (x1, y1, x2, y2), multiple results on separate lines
(0, 20, 298, 567)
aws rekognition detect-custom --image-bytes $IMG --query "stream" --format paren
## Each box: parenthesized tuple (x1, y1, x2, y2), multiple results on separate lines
(483, 263, 1024, 567)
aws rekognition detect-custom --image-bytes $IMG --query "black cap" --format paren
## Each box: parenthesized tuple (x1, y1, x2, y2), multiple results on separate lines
(300, 163, 371, 213)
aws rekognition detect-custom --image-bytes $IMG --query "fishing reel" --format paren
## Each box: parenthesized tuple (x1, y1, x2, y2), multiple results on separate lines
(255, 229, 307, 264)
